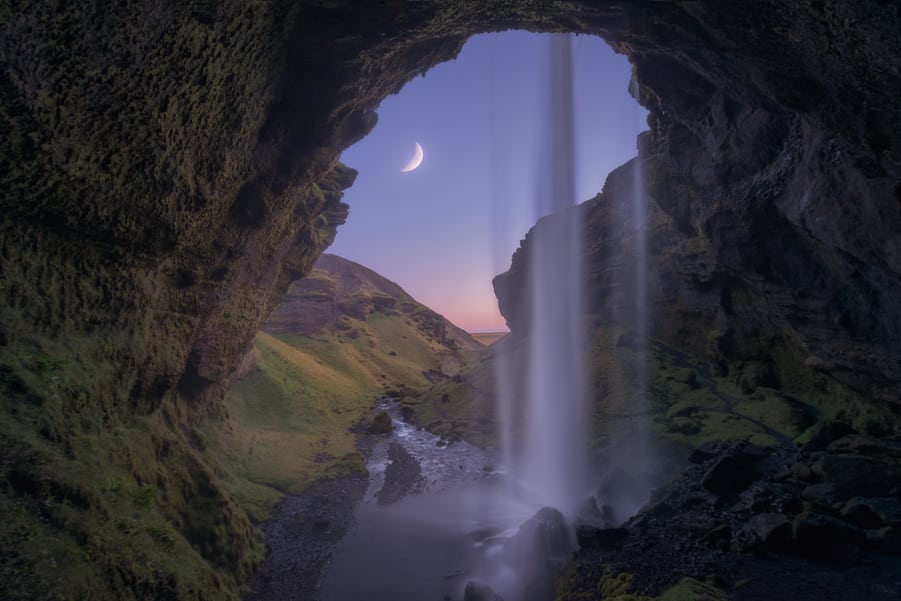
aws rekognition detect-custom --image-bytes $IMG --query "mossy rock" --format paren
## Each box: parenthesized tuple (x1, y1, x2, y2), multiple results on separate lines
(367, 410, 393, 435)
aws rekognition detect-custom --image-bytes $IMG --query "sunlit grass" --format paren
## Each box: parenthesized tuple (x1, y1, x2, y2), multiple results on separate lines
(200, 310, 461, 521)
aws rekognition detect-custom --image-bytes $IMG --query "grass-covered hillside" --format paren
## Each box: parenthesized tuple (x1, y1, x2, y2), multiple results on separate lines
(200, 254, 482, 521)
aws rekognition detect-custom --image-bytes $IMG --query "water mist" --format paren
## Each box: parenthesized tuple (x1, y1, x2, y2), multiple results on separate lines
(480, 32, 588, 601)
(518, 34, 588, 513)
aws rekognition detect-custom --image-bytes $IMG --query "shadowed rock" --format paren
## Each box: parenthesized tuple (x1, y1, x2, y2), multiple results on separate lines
(464, 581, 505, 601)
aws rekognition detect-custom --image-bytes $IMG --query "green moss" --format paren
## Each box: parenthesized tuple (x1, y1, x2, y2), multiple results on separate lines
(555, 565, 726, 601)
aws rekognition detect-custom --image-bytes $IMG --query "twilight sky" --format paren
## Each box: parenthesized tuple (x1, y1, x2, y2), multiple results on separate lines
(328, 31, 646, 332)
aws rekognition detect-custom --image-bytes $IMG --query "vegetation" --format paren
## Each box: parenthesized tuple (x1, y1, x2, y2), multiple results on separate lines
(0, 339, 257, 601)
(409, 321, 899, 459)
(199, 305, 472, 522)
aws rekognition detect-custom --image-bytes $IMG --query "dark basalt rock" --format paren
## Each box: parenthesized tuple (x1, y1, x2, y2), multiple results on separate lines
(463, 581, 505, 601)
(562, 437, 901, 598)
(575, 525, 628, 551)
(700, 443, 767, 497)
(841, 497, 901, 530)
(503, 506, 574, 570)
(503, 506, 575, 601)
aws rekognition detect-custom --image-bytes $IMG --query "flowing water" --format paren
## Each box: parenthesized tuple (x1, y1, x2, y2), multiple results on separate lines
(320, 401, 525, 601)
(321, 33, 652, 601)
(517, 33, 588, 513)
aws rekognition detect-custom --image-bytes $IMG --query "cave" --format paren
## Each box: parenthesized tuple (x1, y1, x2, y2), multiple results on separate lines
(1, 2, 899, 600)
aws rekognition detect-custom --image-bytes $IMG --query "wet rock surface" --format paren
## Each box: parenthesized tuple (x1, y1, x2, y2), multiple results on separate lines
(463, 580, 505, 601)
(561, 435, 901, 599)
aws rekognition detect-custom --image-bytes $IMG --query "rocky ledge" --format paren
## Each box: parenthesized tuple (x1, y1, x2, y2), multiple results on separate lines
(563, 431, 901, 599)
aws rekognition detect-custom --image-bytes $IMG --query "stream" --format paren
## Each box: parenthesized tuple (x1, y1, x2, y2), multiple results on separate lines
(320, 399, 552, 601)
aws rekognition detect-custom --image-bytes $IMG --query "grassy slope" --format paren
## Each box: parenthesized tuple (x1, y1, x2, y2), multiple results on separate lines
(0, 335, 257, 601)
(200, 309, 468, 521)
(0, 254, 482, 600)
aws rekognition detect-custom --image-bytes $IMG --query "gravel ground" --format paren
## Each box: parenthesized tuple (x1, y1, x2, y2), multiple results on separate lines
(245, 474, 368, 601)
(376, 442, 425, 505)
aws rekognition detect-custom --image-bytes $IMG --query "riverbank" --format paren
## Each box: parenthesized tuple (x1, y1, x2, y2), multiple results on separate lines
(245, 473, 368, 601)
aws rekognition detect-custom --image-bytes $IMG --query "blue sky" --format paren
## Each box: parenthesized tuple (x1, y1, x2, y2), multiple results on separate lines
(329, 31, 646, 332)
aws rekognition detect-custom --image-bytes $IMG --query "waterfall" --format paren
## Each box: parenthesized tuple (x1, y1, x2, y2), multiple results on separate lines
(518, 33, 587, 512)
(476, 32, 588, 601)
(478, 34, 654, 601)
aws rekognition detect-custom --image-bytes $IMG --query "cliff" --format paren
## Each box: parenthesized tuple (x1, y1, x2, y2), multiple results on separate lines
(1, 2, 899, 599)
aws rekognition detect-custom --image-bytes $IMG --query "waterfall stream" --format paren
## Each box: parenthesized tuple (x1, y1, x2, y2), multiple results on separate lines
(320, 33, 651, 601)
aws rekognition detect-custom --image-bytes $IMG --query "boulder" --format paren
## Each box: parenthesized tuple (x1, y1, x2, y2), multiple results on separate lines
(573, 495, 605, 529)
(575, 526, 628, 551)
(819, 454, 899, 498)
(701, 444, 766, 497)
(367, 410, 393, 435)
(463, 581, 505, 601)
(864, 526, 900, 550)
(504, 507, 574, 569)
(793, 512, 865, 561)
(735, 513, 792, 553)
(841, 497, 901, 529)
(596, 467, 651, 519)
(802, 482, 842, 509)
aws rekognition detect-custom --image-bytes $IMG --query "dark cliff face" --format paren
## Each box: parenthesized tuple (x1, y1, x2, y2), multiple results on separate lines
(494, 2, 901, 404)
(1, 1, 899, 598)
(3, 1, 898, 423)
(2, 1, 897, 423)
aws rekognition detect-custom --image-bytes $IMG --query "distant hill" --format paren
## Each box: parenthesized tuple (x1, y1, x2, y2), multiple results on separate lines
(265, 253, 481, 353)
(202, 254, 482, 519)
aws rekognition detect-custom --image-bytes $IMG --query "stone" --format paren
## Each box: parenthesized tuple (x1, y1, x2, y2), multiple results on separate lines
(596, 467, 652, 519)
(701, 445, 766, 497)
(801, 483, 843, 509)
(865, 526, 900, 550)
(793, 512, 865, 560)
(737, 513, 792, 553)
(573, 496, 605, 529)
(819, 454, 899, 498)
(400, 404, 416, 422)
(790, 462, 813, 482)
(464, 581, 505, 601)
(827, 435, 901, 463)
(367, 410, 393, 435)
(575, 526, 628, 551)
(504, 507, 574, 569)
(841, 497, 901, 529)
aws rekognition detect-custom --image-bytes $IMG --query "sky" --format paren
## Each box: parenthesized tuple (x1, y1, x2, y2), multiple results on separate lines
(328, 31, 646, 332)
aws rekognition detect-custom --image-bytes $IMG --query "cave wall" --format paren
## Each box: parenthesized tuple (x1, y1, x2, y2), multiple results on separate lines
(493, 1, 901, 402)
(1, 0, 900, 598)
(4, 0, 897, 423)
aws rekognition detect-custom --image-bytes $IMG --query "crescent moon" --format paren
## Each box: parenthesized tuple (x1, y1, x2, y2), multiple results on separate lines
(400, 142, 424, 172)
